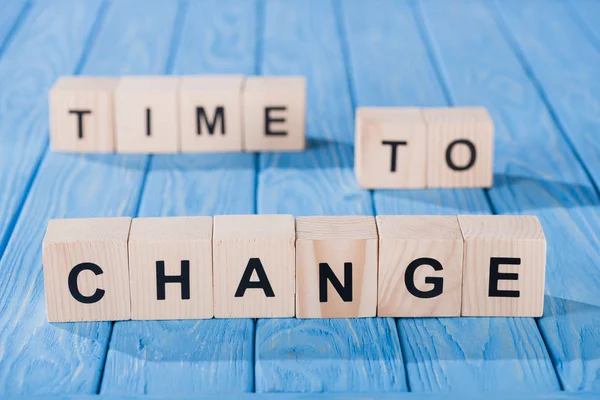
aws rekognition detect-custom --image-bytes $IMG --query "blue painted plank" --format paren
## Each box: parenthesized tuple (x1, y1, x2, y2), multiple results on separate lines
(419, 0, 600, 391)
(100, 0, 258, 395)
(0, 0, 28, 57)
(339, 0, 560, 393)
(0, 0, 178, 394)
(255, 0, 407, 393)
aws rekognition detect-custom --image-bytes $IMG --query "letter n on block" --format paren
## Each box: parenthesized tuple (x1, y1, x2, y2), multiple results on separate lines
(296, 216, 378, 318)
(213, 215, 295, 318)
(354, 108, 427, 189)
(377, 216, 463, 317)
(458, 215, 546, 317)
(42, 218, 132, 322)
(128, 217, 213, 320)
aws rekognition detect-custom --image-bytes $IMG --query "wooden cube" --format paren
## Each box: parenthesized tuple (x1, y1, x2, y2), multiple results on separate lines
(42, 217, 132, 322)
(295, 216, 378, 318)
(213, 214, 295, 318)
(49, 76, 118, 153)
(423, 107, 494, 188)
(355, 108, 427, 189)
(115, 76, 180, 153)
(128, 217, 213, 320)
(179, 75, 244, 153)
(243, 76, 306, 152)
(377, 215, 463, 317)
(458, 215, 546, 317)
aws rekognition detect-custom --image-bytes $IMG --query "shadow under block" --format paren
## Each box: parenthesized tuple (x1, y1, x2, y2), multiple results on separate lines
(49, 76, 118, 153)
(458, 215, 546, 317)
(355, 108, 427, 189)
(296, 216, 378, 318)
(242, 76, 306, 152)
(42, 217, 132, 322)
(377, 215, 463, 317)
(213, 214, 295, 318)
(115, 76, 180, 153)
(179, 75, 244, 153)
(128, 217, 213, 320)
(423, 107, 494, 188)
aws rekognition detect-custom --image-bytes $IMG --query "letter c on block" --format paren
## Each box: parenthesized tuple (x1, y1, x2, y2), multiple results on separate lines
(68, 262, 106, 304)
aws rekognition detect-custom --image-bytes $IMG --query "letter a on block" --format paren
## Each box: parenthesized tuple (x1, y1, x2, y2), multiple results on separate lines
(213, 215, 295, 318)
(458, 215, 546, 317)
(296, 216, 378, 318)
(42, 218, 132, 322)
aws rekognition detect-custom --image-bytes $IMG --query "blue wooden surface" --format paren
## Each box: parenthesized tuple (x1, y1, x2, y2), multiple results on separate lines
(0, 0, 597, 396)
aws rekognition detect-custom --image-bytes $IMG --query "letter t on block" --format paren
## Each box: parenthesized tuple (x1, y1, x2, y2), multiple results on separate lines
(458, 215, 546, 317)
(213, 215, 295, 318)
(354, 108, 427, 189)
(42, 217, 132, 322)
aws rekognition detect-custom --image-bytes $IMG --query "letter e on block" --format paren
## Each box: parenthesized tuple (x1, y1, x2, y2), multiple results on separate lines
(128, 217, 213, 320)
(355, 108, 427, 189)
(213, 215, 295, 318)
(377, 215, 463, 317)
(423, 107, 494, 188)
(243, 77, 306, 152)
(458, 215, 546, 317)
(42, 217, 132, 322)
(49, 76, 118, 153)
(296, 216, 378, 318)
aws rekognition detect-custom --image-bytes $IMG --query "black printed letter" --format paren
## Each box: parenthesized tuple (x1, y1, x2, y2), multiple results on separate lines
(489, 257, 520, 298)
(156, 260, 190, 300)
(319, 262, 353, 302)
(197, 106, 225, 135)
(68, 262, 105, 304)
(146, 108, 152, 136)
(265, 106, 287, 136)
(235, 258, 275, 297)
(381, 140, 408, 172)
(69, 109, 91, 139)
(404, 257, 444, 299)
(445, 139, 476, 171)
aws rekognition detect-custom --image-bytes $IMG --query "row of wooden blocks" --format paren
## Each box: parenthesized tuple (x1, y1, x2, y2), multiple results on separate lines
(42, 214, 546, 322)
(49, 75, 306, 153)
(355, 107, 494, 188)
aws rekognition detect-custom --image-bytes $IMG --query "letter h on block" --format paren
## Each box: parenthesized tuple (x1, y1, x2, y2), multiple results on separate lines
(42, 218, 132, 322)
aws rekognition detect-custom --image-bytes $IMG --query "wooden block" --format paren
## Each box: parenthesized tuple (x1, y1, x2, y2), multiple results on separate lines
(376, 215, 463, 317)
(42, 217, 131, 322)
(115, 76, 180, 153)
(49, 76, 118, 153)
(213, 214, 295, 318)
(355, 107, 427, 189)
(423, 107, 494, 188)
(295, 216, 378, 318)
(128, 216, 213, 320)
(179, 75, 244, 153)
(242, 76, 306, 152)
(458, 215, 546, 317)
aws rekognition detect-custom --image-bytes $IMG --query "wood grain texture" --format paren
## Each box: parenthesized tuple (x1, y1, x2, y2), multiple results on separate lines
(255, 0, 407, 392)
(0, 0, 28, 57)
(100, 0, 258, 395)
(420, 0, 599, 391)
(0, 0, 177, 394)
(340, 0, 559, 392)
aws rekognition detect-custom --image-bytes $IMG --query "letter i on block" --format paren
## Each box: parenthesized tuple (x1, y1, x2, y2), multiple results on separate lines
(243, 77, 306, 151)
(179, 75, 244, 152)
(355, 108, 427, 189)
(377, 216, 463, 317)
(213, 215, 295, 318)
(128, 217, 213, 320)
(296, 216, 378, 318)
(458, 215, 546, 317)
(49, 76, 118, 152)
(115, 76, 180, 153)
(422, 107, 494, 188)
(42, 218, 132, 322)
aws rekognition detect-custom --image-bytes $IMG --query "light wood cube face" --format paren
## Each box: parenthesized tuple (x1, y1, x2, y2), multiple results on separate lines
(49, 77, 118, 153)
(213, 214, 295, 318)
(459, 215, 546, 317)
(423, 107, 494, 188)
(243, 77, 306, 152)
(115, 76, 180, 153)
(128, 217, 213, 320)
(179, 75, 244, 153)
(296, 216, 378, 318)
(355, 108, 427, 189)
(42, 217, 131, 322)
(377, 215, 463, 317)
